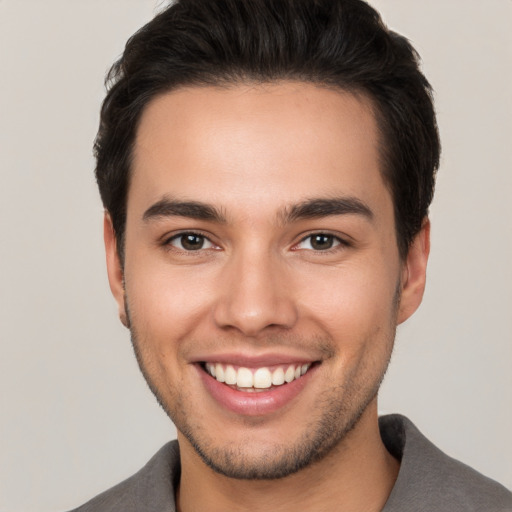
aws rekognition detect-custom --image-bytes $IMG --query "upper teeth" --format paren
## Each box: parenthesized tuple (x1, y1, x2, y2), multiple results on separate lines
(205, 363, 311, 389)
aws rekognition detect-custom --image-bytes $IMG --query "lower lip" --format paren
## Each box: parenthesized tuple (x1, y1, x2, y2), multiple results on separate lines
(197, 365, 317, 416)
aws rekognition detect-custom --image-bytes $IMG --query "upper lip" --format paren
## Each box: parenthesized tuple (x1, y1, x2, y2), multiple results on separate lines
(190, 352, 321, 368)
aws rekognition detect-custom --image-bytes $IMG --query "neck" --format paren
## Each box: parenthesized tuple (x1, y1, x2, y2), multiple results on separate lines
(176, 402, 399, 512)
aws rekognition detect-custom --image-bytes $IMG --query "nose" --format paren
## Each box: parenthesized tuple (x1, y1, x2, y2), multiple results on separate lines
(213, 249, 298, 337)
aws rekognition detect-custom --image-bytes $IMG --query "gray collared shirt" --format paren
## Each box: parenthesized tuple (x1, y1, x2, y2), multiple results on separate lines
(69, 414, 512, 511)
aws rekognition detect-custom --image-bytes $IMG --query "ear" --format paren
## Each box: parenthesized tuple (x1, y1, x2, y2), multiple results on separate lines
(397, 219, 430, 325)
(104, 212, 130, 328)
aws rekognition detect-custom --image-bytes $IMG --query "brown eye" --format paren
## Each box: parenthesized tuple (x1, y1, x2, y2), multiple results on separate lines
(310, 234, 335, 250)
(296, 234, 342, 251)
(168, 233, 214, 251)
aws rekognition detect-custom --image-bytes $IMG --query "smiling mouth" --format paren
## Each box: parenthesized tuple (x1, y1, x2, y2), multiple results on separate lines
(201, 362, 315, 392)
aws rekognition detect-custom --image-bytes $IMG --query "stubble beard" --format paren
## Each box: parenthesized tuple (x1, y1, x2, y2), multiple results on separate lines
(125, 286, 399, 480)
(177, 363, 390, 480)
(129, 334, 396, 481)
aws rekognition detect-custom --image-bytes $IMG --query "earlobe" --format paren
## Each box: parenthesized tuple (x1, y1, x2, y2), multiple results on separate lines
(397, 219, 430, 325)
(103, 212, 130, 329)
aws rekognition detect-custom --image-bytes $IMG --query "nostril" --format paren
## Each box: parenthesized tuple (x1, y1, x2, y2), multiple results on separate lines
(212, 299, 299, 336)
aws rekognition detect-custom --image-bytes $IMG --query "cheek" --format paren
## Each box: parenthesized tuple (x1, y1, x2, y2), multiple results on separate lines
(300, 265, 399, 381)
(297, 263, 398, 326)
(124, 257, 216, 345)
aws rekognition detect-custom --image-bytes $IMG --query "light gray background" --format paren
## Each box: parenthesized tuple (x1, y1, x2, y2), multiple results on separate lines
(0, 1, 510, 511)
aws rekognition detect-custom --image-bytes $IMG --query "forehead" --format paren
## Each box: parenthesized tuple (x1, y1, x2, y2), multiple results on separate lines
(130, 82, 389, 220)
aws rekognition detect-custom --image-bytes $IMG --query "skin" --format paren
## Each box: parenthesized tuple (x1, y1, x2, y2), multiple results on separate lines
(105, 82, 429, 511)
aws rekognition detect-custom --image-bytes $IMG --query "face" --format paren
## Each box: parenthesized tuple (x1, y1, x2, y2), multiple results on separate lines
(105, 82, 428, 479)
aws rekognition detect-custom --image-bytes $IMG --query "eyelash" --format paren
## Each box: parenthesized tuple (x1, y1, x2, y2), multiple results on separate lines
(293, 232, 349, 253)
(162, 231, 350, 254)
(163, 231, 218, 253)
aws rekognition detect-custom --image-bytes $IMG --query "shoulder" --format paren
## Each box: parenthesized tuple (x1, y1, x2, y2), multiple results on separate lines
(66, 440, 180, 512)
(380, 415, 512, 512)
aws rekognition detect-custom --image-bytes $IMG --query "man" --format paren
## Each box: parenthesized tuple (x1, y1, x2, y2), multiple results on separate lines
(71, 0, 512, 510)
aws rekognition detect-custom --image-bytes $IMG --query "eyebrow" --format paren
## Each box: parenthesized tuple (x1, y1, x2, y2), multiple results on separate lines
(143, 197, 227, 223)
(142, 195, 373, 224)
(280, 197, 374, 223)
